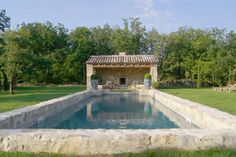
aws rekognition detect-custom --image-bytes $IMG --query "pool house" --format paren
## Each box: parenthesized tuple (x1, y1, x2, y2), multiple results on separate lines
(86, 52, 158, 89)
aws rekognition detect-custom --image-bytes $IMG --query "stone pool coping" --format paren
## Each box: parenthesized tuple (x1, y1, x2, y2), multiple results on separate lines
(0, 89, 236, 155)
(0, 90, 109, 129)
(140, 89, 236, 129)
(0, 129, 236, 155)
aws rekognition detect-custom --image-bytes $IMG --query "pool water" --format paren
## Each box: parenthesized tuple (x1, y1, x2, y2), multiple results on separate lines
(30, 94, 196, 129)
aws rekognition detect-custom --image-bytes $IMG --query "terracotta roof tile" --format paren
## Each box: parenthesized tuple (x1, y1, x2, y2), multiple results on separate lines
(86, 55, 158, 65)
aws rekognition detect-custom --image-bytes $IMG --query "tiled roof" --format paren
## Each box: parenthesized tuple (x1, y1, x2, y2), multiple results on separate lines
(86, 55, 158, 65)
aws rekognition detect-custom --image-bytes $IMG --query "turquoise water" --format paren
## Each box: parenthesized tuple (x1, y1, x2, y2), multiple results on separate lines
(30, 94, 195, 129)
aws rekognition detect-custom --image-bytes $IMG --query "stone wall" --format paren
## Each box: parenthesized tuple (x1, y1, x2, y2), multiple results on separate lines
(150, 65, 158, 82)
(95, 67, 150, 86)
(86, 64, 94, 90)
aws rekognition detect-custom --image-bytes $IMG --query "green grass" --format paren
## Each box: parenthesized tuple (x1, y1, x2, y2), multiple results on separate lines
(159, 88, 236, 115)
(0, 85, 86, 113)
(0, 149, 235, 157)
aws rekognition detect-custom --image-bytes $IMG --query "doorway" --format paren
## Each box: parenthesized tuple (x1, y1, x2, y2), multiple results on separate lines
(119, 78, 126, 85)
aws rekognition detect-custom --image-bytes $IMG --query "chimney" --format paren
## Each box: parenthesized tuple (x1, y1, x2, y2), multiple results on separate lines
(119, 52, 126, 56)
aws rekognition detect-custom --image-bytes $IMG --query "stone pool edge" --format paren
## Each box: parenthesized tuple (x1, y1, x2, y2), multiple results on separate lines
(0, 89, 109, 129)
(0, 129, 235, 155)
(139, 89, 236, 129)
(0, 89, 235, 155)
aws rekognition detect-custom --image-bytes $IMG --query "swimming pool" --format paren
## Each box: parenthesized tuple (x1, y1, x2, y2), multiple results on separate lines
(1, 89, 235, 155)
(30, 94, 196, 129)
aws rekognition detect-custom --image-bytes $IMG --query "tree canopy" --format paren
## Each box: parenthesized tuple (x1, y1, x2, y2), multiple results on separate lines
(0, 10, 235, 94)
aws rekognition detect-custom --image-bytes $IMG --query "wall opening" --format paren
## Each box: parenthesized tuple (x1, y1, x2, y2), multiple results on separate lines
(119, 78, 126, 85)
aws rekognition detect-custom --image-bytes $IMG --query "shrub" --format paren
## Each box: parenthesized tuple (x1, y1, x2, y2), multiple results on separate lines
(90, 74, 98, 80)
(152, 81, 159, 89)
(144, 73, 152, 79)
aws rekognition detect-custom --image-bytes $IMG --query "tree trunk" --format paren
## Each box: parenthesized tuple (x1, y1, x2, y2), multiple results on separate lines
(228, 66, 231, 84)
(196, 64, 201, 88)
(0, 80, 2, 92)
(2, 71, 9, 91)
(83, 65, 86, 84)
(178, 60, 181, 79)
(43, 68, 49, 86)
(9, 80, 14, 95)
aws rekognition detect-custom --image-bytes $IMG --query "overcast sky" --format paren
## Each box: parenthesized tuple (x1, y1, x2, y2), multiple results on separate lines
(2, 0, 236, 33)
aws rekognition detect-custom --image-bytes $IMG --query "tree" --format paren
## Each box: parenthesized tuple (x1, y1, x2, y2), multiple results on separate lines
(226, 31, 236, 84)
(91, 24, 114, 55)
(1, 30, 29, 94)
(22, 22, 59, 84)
(13, 22, 69, 84)
(111, 26, 129, 53)
(111, 18, 146, 54)
(50, 24, 69, 84)
(0, 10, 10, 33)
(0, 17, 235, 88)
(145, 28, 160, 54)
(128, 17, 147, 54)
(154, 27, 235, 87)
(0, 9, 10, 91)
(65, 27, 94, 83)
(158, 27, 191, 80)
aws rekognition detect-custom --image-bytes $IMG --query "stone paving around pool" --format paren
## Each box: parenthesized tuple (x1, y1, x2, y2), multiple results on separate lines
(0, 129, 236, 155)
(0, 89, 235, 155)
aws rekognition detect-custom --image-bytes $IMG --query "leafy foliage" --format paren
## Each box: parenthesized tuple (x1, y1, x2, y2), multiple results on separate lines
(90, 74, 98, 80)
(144, 73, 152, 79)
(156, 27, 236, 87)
(0, 12, 235, 93)
(152, 81, 159, 89)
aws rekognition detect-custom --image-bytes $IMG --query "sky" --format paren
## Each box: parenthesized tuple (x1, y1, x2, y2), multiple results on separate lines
(1, 0, 236, 33)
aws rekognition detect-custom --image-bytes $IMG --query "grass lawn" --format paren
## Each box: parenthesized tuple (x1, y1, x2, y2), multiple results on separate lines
(159, 88, 236, 115)
(0, 85, 86, 113)
(0, 149, 235, 157)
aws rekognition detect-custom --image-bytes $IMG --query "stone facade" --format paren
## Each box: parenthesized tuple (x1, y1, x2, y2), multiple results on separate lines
(95, 67, 150, 86)
(86, 64, 94, 90)
(87, 65, 158, 89)
(150, 65, 158, 82)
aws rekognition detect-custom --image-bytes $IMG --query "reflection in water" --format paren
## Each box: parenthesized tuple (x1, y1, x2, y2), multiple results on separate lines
(30, 94, 197, 129)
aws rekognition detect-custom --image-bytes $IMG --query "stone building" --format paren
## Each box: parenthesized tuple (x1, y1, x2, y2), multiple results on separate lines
(86, 52, 158, 89)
